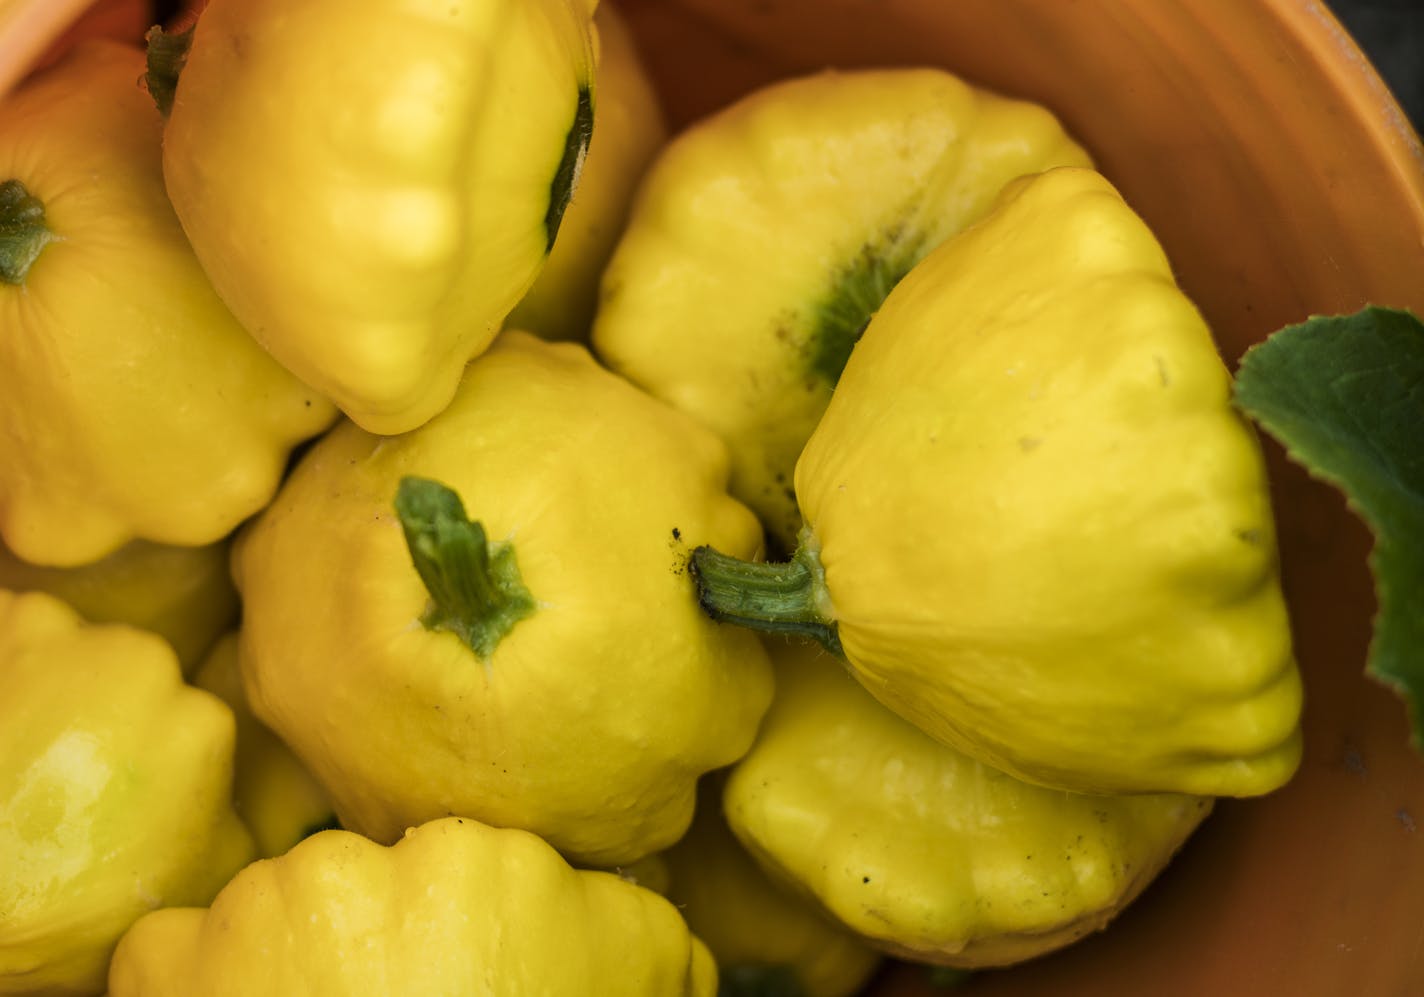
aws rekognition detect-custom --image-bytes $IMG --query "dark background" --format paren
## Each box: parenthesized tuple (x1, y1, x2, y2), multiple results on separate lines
(1326, 0, 1424, 131)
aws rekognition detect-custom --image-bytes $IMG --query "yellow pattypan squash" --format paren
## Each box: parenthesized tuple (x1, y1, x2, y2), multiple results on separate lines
(191, 633, 336, 859)
(693, 167, 1302, 798)
(663, 776, 882, 997)
(233, 331, 772, 866)
(0, 589, 253, 997)
(153, 0, 598, 433)
(108, 817, 717, 996)
(0, 537, 236, 674)
(0, 40, 334, 567)
(723, 638, 1211, 968)
(594, 67, 1091, 549)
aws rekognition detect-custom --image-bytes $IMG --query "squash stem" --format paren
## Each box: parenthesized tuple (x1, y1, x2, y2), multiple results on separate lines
(144, 23, 194, 118)
(395, 476, 535, 661)
(690, 531, 842, 657)
(0, 179, 52, 285)
(545, 84, 594, 252)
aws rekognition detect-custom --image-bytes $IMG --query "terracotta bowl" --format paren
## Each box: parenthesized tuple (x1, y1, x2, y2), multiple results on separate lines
(7, 1, 1423, 994)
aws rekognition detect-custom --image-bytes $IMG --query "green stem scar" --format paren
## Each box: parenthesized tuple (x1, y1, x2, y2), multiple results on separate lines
(545, 84, 594, 252)
(395, 476, 536, 660)
(144, 23, 195, 119)
(0, 179, 53, 285)
(689, 533, 842, 656)
(808, 227, 925, 385)
(717, 964, 807, 997)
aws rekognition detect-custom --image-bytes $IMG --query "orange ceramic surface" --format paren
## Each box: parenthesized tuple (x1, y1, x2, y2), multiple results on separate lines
(3, 1, 1422, 994)
(0, 0, 149, 93)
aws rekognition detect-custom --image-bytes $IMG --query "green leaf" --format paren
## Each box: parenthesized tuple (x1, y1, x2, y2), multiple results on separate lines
(1233, 305, 1424, 745)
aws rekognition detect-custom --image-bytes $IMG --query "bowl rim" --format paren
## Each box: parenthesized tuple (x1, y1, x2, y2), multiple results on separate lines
(0, 0, 103, 97)
(1281, 0, 1424, 233)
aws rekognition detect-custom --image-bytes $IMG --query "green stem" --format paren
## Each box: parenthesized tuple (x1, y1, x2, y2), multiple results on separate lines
(0, 179, 53, 285)
(925, 966, 975, 989)
(144, 24, 195, 119)
(690, 530, 842, 656)
(545, 83, 594, 252)
(395, 476, 536, 660)
(717, 964, 806, 997)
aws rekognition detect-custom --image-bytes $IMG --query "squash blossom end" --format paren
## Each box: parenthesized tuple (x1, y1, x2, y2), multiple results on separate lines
(0, 179, 54, 285)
